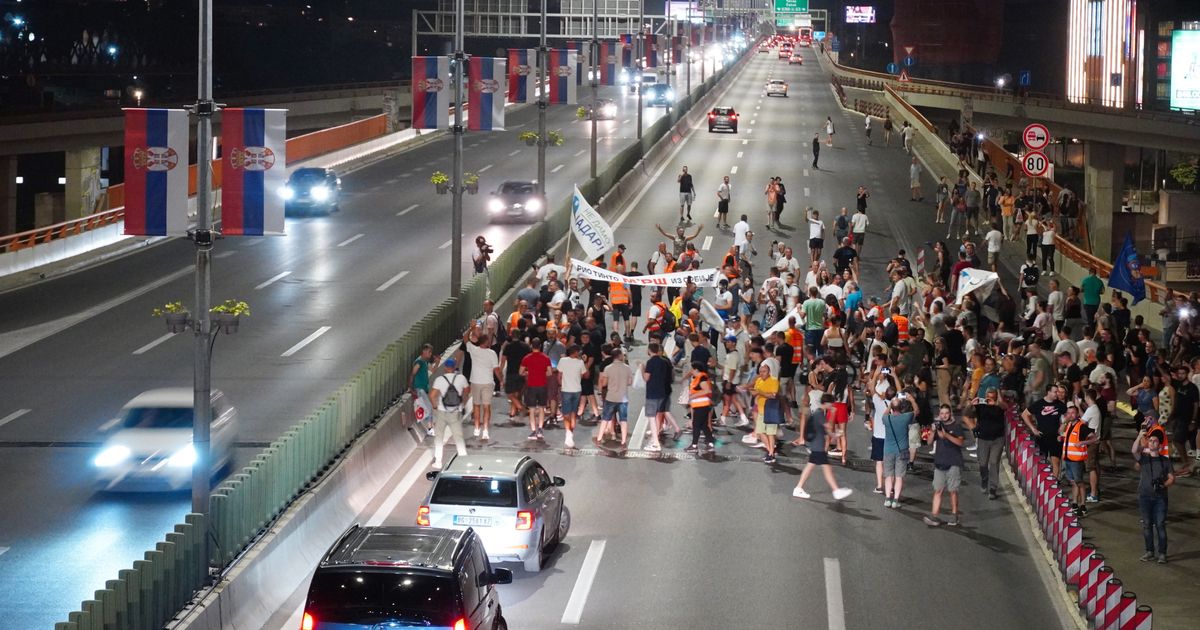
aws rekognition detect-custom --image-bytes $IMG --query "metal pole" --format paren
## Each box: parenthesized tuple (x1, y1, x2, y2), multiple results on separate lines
(411, 9, 418, 58)
(636, 2, 644, 140)
(686, 13, 692, 95)
(451, 0, 464, 296)
(191, 0, 214, 516)
(590, 0, 598, 179)
(538, 0, 547, 196)
(666, 16, 672, 90)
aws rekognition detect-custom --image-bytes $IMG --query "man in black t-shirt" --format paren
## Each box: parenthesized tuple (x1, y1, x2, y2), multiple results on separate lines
(500, 336, 531, 421)
(773, 332, 798, 415)
(1169, 365, 1199, 477)
(832, 238, 858, 277)
(1057, 352, 1084, 399)
(970, 389, 1007, 499)
(1022, 386, 1068, 478)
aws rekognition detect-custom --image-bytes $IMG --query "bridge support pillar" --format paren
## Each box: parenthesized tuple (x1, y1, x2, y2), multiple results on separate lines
(1084, 141, 1122, 261)
(0, 156, 15, 235)
(64, 147, 103, 222)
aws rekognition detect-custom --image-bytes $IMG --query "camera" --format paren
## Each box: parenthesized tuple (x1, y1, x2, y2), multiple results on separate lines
(475, 236, 494, 254)
(1152, 478, 1166, 492)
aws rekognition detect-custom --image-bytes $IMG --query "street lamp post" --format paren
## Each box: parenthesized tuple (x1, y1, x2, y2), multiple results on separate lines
(590, 0, 598, 179)
(451, 0, 464, 296)
(636, 2, 644, 140)
(538, 0, 548, 196)
(686, 12, 692, 95)
(191, 0, 215, 518)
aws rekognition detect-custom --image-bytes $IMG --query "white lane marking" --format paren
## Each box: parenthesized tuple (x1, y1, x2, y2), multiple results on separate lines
(509, 150, 522, 156)
(561, 539, 607, 624)
(367, 451, 433, 526)
(736, 151, 744, 158)
(730, 166, 738, 174)
(824, 558, 846, 630)
(337, 233, 365, 247)
(375, 271, 410, 292)
(804, 169, 810, 177)
(281, 326, 332, 357)
(742, 139, 749, 145)
(628, 408, 649, 451)
(132, 333, 177, 356)
(756, 105, 761, 110)
(397, 203, 419, 217)
(750, 119, 756, 125)
(0, 409, 31, 429)
(746, 128, 753, 134)
(255, 271, 291, 290)
(479, 164, 494, 173)
(214, 250, 236, 259)
(438, 239, 452, 250)
(399, 172, 413, 178)
(574, 149, 586, 157)
(701, 235, 713, 251)
(551, 164, 566, 173)
(804, 187, 811, 197)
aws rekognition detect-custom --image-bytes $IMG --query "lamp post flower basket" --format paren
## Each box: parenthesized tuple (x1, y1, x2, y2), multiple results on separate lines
(431, 171, 450, 194)
(152, 301, 191, 333)
(519, 130, 539, 146)
(464, 172, 480, 194)
(576, 106, 588, 120)
(547, 130, 565, 147)
(211, 299, 250, 334)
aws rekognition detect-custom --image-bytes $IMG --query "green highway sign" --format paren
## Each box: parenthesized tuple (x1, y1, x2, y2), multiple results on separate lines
(774, 0, 809, 14)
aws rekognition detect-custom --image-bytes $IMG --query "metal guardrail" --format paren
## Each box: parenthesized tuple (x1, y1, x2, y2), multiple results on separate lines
(53, 51, 747, 630)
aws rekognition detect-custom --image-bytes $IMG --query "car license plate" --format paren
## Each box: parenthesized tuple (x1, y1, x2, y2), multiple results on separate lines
(453, 515, 493, 527)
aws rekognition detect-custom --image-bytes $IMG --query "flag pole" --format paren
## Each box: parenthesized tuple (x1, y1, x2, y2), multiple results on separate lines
(590, 0, 599, 179)
(537, 0, 548, 197)
(451, 0, 465, 296)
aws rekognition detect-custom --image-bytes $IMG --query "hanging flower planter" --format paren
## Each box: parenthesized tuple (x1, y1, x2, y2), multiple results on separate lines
(152, 302, 191, 333)
(431, 171, 450, 194)
(519, 131, 539, 146)
(213, 312, 240, 334)
(210, 299, 250, 335)
(464, 172, 479, 195)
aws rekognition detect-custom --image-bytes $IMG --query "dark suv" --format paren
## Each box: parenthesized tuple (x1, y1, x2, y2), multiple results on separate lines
(301, 525, 512, 630)
(708, 106, 738, 133)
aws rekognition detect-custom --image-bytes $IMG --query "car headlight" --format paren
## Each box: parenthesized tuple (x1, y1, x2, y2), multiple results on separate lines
(278, 186, 295, 201)
(166, 444, 197, 468)
(488, 198, 505, 212)
(525, 198, 542, 212)
(602, 104, 617, 117)
(310, 186, 331, 201)
(94, 445, 131, 468)
(666, 90, 675, 100)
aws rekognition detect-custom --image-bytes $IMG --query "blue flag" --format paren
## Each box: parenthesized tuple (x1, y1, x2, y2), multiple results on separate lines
(1108, 233, 1146, 304)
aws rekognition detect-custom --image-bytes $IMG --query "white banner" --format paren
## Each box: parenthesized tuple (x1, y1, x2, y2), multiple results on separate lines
(570, 258, 720, 287)
(570, 185, 615, 261)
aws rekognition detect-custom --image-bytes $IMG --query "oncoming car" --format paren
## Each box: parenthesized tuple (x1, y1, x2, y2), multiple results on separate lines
(487, 180, 545, 223)
(582, 98, 618, 120)
(708, 106, 738, 133)
(93, 388, 239, 492)
(765, 79, 789, 97)
(644, 83, 675, 109)
(789, 53, 804, 65)
(419, 455, 569, 573)
(279, 167, 341, 214)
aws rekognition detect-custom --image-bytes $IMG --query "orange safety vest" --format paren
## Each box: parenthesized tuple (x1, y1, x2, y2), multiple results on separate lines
(648, 301, 667, 331)
(723, 253, 739, 279)
(894, 314, 910, 343)
(610, 251, 626, 271)
(507, 312, 523, 333)
(689, 373, 712, 407)
(1062, 420, 1087, 462)
(610, 282, 631, 306)
(664, 260, 677, 274)
(785, 328, 804, 364)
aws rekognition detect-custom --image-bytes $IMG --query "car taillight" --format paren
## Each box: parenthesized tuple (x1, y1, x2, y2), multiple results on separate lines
(301, 612, 315, 630)
(709, 113, 715, 118)
(516, 510, 533, 530)
(454, 619, 467, 630)
(731, 113, 738, 119)
(417, 506, 431, 527)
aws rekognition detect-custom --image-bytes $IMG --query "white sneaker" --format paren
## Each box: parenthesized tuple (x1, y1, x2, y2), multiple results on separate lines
(644, 442, 662, 452)
(481, 429, 490, 441)
(473, 427, 481, 438)
(966, 444, 978, 451)
(741, 434, 760, 444)
(750, 441, 766, 449)
(565, 431, 575, 449)
(832, 488, 853, 500)
(431, 460, 442, 470)
(736, 416, 751, 427)
(792, 487, 811, 499)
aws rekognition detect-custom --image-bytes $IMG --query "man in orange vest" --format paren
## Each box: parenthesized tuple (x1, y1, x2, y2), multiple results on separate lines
(507, 300, 530, 334)
(609, 264, 632, 342)
(684, 361, 715, 453)
(1059, 402, 1098, 517)
(722, 246, 740, 280)
(888, 306, 910, 344)
(610, 244, 627, 272)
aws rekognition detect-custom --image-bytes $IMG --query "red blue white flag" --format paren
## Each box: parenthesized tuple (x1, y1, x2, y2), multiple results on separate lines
(644, 33, 657, 68)
(548, 50, 578, 104)
(123, 108, 188, 236)
(220, 108, 286, 236)
(468, 57, 506, 131)
(411, 56, 450, 130)
(620, 34, 633, 69)
(507, 48, 537, 103)
(567, 41, 586, 84)
(598, 42, 618, 86)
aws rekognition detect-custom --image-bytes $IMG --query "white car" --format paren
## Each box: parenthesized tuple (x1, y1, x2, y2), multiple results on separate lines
(94, 388, 239, 491)
(766, 79, 789, 97)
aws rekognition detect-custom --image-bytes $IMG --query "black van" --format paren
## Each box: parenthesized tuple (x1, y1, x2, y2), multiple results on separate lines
(301, 525, 512, 630)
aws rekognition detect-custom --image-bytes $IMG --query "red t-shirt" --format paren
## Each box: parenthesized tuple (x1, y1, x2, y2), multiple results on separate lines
(521, 351, 553, 387)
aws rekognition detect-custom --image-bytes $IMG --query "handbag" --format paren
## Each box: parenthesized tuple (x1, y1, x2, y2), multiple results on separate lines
(762, 397, 785, 425)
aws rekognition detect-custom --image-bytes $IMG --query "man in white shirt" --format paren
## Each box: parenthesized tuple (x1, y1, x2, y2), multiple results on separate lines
(850, 208, 869, 253)
(775, 246, 801, 276)
(1076, 327, 1099, 367)
(648, 242, 669, 274)
(984, 222, 1004, 271)
(733, 214, 751, 252)
(463, 322, 501, 441)
(430, 358, 470, 469)
(716, 176, 733, 229)
(1046, 278, 1065, 329)
(806, 207, 826, 262)
(1054, 326, 1081, 365)
(804, 260, 821, 292)
(783, 274, 802, 308)
(556, 345, 587, 448)
(536, 256, 566, 282)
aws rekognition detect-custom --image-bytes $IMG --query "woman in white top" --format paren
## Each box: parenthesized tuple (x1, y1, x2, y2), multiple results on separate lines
(825, 117, 836, 146)
(1040, 218, 1057, 276)
(822, 313, 848, 363)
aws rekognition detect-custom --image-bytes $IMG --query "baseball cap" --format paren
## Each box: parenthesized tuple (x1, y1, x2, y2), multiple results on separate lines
(444, 358, 457, 368)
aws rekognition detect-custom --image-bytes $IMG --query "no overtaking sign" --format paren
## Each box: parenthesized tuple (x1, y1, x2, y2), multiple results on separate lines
(1023, 123, 1049, 151)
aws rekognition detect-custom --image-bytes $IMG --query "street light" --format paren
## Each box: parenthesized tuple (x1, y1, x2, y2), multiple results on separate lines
(134, 88, 143, 106)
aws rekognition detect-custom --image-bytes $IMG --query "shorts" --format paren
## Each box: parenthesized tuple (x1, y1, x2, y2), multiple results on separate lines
(602, 400, 629, 422)
(613, 303, 631, 321)
(910, 178, 920, 189)
(505, 375, 525, 395)
(471, 382, 494, 406)
(1085, 444, 1099, 472)
(852, 232, 866, 246)
(987, 250, 999, 266)
(561, 391, 581, 414)
(933, 466, 962, 492)
(546, 372, 560, 401)
(739, 302, 754, 317)
(1064, 459, 1085, 482)
(645, 397, 669, 416)
(870, 437, 885, 461)
(1036, 432, 1062, 459)
(804, 329, 823, 349)
(809, 237, 824, 251)
(755, 416, 779, 436)
(830, 402, 850, 424)
(680, 192, 695, 207)
(523, 386, 548, 408)
(722, 381, 738, 396)
(907, 424, 921, 448)
(718, 199, 730, 214)
(883, 451, 910, 478)
(809, 450, 829, 466)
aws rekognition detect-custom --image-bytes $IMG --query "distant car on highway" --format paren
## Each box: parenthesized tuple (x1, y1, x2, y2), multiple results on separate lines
(487, 180, 546, 223)
(789, 53, 804, 65)
(419, 454, 568, 573)
(644, 83, 675, 109)
(582, 98, 618, 120)
(708, 106, 739, 133)
(279, 167, 341, 214)
(93, 388, 238, 492)
(301, 525, 512, 630)
(765, 79, 789, 97)
(778, 46, 792, 59)
(757, 44, 769, 53)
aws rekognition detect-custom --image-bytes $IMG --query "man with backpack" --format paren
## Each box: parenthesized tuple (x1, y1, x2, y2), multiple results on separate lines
(430, 358, 470, 469)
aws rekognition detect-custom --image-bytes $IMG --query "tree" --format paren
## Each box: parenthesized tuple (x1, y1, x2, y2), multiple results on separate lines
(1170, 156, 1198, 190)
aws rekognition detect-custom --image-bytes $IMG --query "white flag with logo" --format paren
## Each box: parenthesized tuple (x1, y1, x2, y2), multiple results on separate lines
(570, 185, 614, 261)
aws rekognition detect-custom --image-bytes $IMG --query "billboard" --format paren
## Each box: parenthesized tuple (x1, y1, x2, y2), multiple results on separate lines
(845, 6, 877, 24)
(1171, 30, 1200, 110)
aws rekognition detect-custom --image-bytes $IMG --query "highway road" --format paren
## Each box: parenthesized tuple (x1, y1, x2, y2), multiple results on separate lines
(265, 47, 1071, 630)
(0, 61, 718, 627)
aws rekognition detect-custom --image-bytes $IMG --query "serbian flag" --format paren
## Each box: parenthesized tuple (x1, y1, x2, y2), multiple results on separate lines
(567, 41, 586, 84)
(598, 42, 617, 86)
(507, 48, 537, 103)
(123, 108, 189, 236)
(411, 56, 450, 130)
(221, 108, 286, 236)
(671, 37, 682, 65)
(547, 50, 578, 104)
(620, 34, 633, 69)
(691, 27, 701, 47)
(468, 57, 506, 131)
(644, 33, 657, 68)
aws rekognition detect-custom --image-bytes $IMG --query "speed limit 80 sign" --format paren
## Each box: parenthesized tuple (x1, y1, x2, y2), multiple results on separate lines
(1022, 151, 1050, 178)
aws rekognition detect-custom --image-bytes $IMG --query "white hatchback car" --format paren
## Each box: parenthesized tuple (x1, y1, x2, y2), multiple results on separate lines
(94, 388, 239, 491)
(419, 454, 569, 573)
(766, 79, 789, 97)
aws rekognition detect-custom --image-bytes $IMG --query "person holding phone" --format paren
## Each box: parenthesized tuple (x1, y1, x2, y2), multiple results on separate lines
(1133, 424, 1174, 563)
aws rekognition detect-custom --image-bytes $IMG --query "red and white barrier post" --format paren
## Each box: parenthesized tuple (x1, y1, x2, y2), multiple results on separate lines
(1086, 566, 1113, 619)
(1063, 520, 1083, 586)
(1106, 591, 1137, 630)
(1096, 577, 1123, 629)
(1121, 604, 1152, 630)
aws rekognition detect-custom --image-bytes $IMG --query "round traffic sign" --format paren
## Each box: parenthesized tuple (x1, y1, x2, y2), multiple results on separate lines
(886, 62, 898, 74)
(1022, 123, 1050, 151)
(1022, 151, 1050, 178)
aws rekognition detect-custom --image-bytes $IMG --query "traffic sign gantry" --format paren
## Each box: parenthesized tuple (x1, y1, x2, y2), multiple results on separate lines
(1022, 123, 1050, 151)
(1022, 151, 1050, 178)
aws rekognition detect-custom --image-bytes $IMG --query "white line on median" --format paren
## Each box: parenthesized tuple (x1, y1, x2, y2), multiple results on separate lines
(561, 539, 607, 624)
(628, 408, 649, 451)
(281, 326, 332, 357)
(730, 166, 738, 174)
(337, 233, 365, 247)
(367, 451, 433, 526)
(509, 150, 522, 156)
(804, 187, 811, 197)
(0, 409, 31, 429)
(736, 151, 744, 158)
(132, 333, 176, 356)
(742, 139, 749, 145)
(0, 546, 8, 557)
(551, 164, 565, 173)
(214, 250, 236, 259)
(375, 271, 410, 292)
(397, 204, 419, 217)
(803, 169, 810, 177)
(479, 164, 494, 172)
(701, 235, 713, 250)
(750, 119, 756, 125)
(574, 149, 586, 157)
(824, 558, 846, 630)
(438, 239, 452, 249)
(255, 271, 291, 290)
